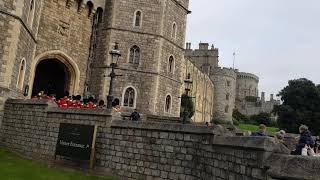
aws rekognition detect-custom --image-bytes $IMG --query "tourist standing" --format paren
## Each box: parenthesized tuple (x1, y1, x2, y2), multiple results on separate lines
(130, 109, 140, 121)
(291, 125, 315, 155)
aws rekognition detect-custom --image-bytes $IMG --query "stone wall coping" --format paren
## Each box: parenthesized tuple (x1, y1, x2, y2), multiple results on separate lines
(212, 136, 290, 153)
(47, 107, 112, 116)
(266, 154, 320, 180)
(111, 120, 213, 134)
(5, 99, 55, 106)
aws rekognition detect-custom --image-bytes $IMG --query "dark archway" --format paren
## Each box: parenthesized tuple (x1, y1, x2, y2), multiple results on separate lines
(32, 59, 70, 98)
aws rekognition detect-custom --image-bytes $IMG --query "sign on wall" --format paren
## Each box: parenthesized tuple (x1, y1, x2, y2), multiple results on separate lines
(55, 123, 97, 161)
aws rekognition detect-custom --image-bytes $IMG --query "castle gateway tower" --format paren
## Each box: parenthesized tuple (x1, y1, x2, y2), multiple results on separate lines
(89, 0, 190, 117)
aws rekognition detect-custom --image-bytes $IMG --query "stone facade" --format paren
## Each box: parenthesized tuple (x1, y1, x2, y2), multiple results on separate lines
(238, 92, 281, 116)
(211, 67, 237, 124)
(185, 43, 279, 123)
(1, 0, 279, 124)
(184, 58, 214, 123)
(89, 0, 190, 117)
(0, 99, 319, 180)
(235, 72, 280, 116)
(236, 71, 259, 101)
(0, 0, 194, 119)
(0, 0, 104, 112)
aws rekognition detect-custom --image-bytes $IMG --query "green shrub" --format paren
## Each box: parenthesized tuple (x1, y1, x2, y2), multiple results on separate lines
(232, 109, 249, 123)
(233, 118, 240, 126)
(250, 112, 272, 126)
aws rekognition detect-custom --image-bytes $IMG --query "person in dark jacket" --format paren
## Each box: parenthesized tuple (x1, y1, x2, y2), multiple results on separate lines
(251, 124, 267, 137)
(291, 125, 315, 155)
(130, 109, 140, 121)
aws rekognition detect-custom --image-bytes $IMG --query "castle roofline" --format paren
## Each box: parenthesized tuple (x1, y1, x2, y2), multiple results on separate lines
(236, 71, 259, 82)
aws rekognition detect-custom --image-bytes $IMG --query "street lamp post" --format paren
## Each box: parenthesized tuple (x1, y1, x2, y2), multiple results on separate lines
(107, 43, 121, 109)
(182, 78, 193, 124)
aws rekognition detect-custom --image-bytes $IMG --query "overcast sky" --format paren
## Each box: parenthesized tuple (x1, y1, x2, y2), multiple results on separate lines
(186, 0, 320, 99)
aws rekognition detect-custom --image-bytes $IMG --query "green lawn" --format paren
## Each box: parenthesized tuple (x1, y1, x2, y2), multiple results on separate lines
(237, 123, 279, 133)
(0, 148, 117, 180)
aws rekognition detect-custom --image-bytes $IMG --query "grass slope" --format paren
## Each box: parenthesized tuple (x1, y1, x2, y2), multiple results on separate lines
(0, 149, 117, 180)
(237, 123, 279, 133)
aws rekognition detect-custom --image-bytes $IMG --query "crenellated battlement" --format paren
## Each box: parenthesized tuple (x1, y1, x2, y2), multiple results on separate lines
(236, 71, 259, 83)
(58, 0, 105, 17)
(211, 67, 237, 79)
(185, 42, 219, 55)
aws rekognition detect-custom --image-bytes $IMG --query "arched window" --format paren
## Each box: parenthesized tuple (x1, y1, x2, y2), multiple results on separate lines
(77, 0, 83, 12)
(87, 1, 94, 17)
(129, 45, 140, 64)
(17, 59, 26, 90)
(123, 87, 136, 107)
(171, 23, 177, 39)
(187, 73, 191, 79)
(168, 56, 174, 73)
(225, 105, 229, 113)
(27, 0, 35, 27)
(226, 93, 230, 100)
(165, 95, 171, 113)
(96, 7, 103, 24)
(134, 11, 142, 27)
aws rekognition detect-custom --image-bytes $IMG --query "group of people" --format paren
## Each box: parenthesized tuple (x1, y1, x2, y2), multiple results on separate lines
(32, 91, 141, 121)
(250, 123, 320, 156)
(32, 91, 105, 109)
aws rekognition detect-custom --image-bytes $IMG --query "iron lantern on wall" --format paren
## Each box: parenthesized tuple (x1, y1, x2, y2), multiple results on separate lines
(107, 43, 121, 110)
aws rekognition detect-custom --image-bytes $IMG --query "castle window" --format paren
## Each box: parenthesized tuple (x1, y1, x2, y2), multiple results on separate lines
(226, 93, 230, 100)
(227, 80, 231, 87)
(171, 22, 177, 39)
(123, 87, 136, 108)
(187, 73, 191, 79)
(96, 7, 103, 24)
(134, 11, 142, 27)
(129, 45, 140, 64)
(77, 0, 83, 12)
(27, 0, 35, 27)
(86, 1, 94, 17)
(165, 95, 172, 113)
(17, 59, 26, 90)
(225, 105, 229, 113)
(168, 56, 175, 73)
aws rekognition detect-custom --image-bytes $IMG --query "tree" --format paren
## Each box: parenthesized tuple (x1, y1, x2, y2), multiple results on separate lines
(180, 94, 194, 118)
(250, 112, 272, 126)
(274, 78, 320, 133)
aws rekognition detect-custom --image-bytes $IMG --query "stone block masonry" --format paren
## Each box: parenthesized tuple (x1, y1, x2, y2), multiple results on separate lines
(1, 99, 320, 180)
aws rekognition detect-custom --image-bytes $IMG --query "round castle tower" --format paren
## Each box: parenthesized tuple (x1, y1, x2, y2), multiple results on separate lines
(236, 71, 259, 101)
(210, 67, 237, 124)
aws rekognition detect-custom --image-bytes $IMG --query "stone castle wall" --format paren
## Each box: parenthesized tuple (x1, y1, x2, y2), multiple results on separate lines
(0, 99, 319, 180)
(0, 0, 105, 107)
(184, 43, 219, 73)
(89, 0, 190, 117)
(236, 71, 259, 100)
(33, 0, 103, 96)
(238, 100, 281, 116)
(0, 0, 43, 118)
(211, 67, 237, 124)
(184, 59, 214, 123)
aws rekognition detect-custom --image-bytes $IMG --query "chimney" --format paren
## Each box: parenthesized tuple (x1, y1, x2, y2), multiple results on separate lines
(199, 43, 209, 50)
(270, 94, 274, 101)
(261, 92, 265, 102)
(186, 42, 191, 50)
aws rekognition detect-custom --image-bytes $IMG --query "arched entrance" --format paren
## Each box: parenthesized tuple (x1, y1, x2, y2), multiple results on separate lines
(32, 59, 71, 98)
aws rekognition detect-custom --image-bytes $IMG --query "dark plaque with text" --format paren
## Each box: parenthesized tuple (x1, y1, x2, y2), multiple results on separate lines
(55, 123, 95, 160)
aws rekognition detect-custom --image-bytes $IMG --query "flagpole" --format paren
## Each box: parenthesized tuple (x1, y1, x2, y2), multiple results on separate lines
(233, 52, 236, 69)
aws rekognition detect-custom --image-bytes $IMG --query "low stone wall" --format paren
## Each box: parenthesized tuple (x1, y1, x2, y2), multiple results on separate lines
(0, 99, 319, 180)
